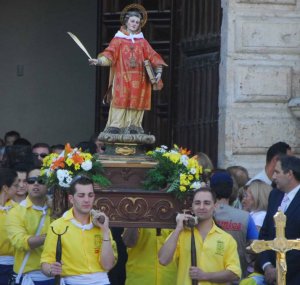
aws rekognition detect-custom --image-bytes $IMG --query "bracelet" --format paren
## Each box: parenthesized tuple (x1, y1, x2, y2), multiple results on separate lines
(103, 239, 111, 242)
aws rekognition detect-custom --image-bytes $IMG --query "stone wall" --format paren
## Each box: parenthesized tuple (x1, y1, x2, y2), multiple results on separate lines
(0, 0, 97, 146)
(218, 0, 300, 175)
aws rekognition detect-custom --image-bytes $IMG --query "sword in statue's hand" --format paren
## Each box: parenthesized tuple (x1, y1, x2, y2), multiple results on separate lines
(67, 32, 92, 59)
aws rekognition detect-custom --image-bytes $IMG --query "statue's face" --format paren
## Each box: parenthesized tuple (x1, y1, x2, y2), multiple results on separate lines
(126, 16, 141, 33)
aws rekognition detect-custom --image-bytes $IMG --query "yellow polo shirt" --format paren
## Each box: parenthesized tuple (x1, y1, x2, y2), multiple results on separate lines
(6, 197, 51, 273)
(125, 228, 177, 285)
(0, 200, 16, 256)
(41, 208, 117, 276)
(174, 223, 241, 285)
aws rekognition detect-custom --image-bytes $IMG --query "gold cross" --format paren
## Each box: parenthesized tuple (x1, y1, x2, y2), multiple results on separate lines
(250, 210, 300, 285)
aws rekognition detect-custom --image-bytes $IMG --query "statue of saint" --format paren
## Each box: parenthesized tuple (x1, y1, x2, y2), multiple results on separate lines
(89, 4, 167, 135)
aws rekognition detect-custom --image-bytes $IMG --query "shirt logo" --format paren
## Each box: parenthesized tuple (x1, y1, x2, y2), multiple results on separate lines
(95, 234, 101, 247)
(215, 240, 225, 256)
(94, 234, 101, 254)
(217, 220, 242, 231)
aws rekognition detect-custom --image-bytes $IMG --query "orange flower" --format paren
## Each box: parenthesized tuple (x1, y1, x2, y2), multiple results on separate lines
(72, 153, 84, 164)
(51, 157, 65, 170)
(65, 143, 73, 154)
(179, 147, 191, 156)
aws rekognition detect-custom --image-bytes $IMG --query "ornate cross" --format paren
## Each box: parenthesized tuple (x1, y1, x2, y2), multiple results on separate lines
(250, 211, 300, 285)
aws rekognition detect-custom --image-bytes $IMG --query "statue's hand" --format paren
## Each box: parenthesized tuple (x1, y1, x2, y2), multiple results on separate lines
(155, 72, 162, 82)
(89, 58, 98, 66)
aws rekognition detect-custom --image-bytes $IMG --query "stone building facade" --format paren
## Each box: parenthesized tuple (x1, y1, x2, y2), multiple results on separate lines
(218, 0, 300, 175)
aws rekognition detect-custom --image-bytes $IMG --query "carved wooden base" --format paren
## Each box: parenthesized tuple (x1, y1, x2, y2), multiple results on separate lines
(50, 152, 191, 228)
(93, 189, 192, 228)
(92, 154, 194, 228)
(98, 157, 156, 190)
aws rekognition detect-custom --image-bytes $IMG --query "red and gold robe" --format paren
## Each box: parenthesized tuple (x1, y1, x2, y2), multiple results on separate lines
(99, 29, 167, 111)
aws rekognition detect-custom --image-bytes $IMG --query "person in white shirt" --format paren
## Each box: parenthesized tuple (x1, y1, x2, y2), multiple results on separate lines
(247, 142, 292, 186)
(242, 179, 272, 232)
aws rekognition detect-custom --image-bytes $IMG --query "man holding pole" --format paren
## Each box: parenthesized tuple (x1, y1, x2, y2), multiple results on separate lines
(41, 176, 117, 285)
(158, 188, 241, 285)
(6, 166, 53, 285)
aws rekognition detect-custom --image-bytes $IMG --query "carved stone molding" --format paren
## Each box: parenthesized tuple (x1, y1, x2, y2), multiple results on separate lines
(288, 97, 300, 119)
(237, 0, 296, 5)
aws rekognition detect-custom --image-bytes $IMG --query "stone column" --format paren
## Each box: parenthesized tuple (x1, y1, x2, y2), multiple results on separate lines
(219, 0, 300, 175)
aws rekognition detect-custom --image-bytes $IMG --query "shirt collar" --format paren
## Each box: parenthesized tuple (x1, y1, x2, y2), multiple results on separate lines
(114, 30, 144, 43)
(285, 184, 300, 202)
(20, 196, 33, 208)
(210, 221, 224, 234)
(63, 208, 92, 223)
(0, 200, 15, 212)
(19, 197, 48, 212)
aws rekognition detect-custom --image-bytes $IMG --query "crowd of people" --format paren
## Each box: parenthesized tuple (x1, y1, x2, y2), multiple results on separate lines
(1, 129, 300, 285)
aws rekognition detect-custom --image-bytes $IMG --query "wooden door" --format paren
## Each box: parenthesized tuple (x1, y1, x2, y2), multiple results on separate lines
(171, 0, 222, 165)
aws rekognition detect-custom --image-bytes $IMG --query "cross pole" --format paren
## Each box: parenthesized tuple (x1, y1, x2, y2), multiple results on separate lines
(250, 210, 300, 285)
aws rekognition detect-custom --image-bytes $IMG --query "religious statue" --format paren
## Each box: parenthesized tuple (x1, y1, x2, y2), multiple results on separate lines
(89, 4, 167, 136)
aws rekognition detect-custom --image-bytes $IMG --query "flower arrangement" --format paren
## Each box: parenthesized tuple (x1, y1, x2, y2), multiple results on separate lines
(144, 145, 203, 199)
(40, 143, 110, 189)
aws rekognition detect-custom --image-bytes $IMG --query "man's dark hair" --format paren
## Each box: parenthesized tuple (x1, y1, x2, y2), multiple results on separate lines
(32, 143, 50, 152)
(266, 142, 291, 163)
(13, 138, 32, 146)
(50, 144, 65, 152)
(76, 141, 97, 154)
(4, 131, 20, 141)
(12, 162, 30, 173)
(279, 155, 300, 181)
(210, 171, 233, 199)
(2, 145, 33, 169)
(0, 168, 17, 190)
(68, 175, 94, 195)
(27, 165, 41, 175)
(193, 187, 217, 203)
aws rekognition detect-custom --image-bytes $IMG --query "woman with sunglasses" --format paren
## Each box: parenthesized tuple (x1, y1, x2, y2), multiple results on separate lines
(0, 168, 18, 285)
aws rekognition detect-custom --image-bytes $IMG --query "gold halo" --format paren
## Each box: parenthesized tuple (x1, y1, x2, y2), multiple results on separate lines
(120, 4, 148, 28)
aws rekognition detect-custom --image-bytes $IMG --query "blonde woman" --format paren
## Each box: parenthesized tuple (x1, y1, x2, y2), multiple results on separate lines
(242, 179, 272, 231)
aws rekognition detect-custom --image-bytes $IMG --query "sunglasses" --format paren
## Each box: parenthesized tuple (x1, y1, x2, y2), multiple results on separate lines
(33, 153, 48, 159)
(27, 177, 46, 185)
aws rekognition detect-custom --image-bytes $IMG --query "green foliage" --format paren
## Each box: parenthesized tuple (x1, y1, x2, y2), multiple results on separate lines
(144, 145, 203, 200)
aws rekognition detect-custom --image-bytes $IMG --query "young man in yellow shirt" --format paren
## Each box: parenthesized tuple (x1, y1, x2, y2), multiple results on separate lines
(41, 176, 117, 285)
(159, 188, 241, 285)
(6, 167, 54, 285)
(0, 168, 18, 285)
(122, 227, 177, 285)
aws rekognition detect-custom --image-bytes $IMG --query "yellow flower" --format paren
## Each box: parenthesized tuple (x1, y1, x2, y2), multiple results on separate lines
(66, 158, 73, 167)
(164, 152, 181, 164)
(81, 153, 92, 160)
(42, 153, 58, 167)
(180, 185, 186, 191)
(74, 163, 80, 170)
